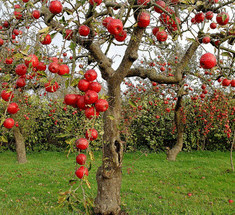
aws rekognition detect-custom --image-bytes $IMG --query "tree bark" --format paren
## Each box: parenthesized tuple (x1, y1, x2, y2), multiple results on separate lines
(167, 95, 184, 161)
(94, 78, 123, 215)
(13, 126, 27, 164)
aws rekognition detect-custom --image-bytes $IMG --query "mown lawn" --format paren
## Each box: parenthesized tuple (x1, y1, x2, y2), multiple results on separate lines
(0, 151, 234, 215)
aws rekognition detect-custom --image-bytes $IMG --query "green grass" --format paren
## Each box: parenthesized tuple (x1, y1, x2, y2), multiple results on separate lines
(0, 151, 234, 215)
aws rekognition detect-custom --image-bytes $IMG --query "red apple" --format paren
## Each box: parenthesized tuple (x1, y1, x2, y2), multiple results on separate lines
(202, 36, 210, 44)
(3, 118, 15, 129)
(216, 12, 229, 25)
(79, 25, 90, 36)
(210, 23, 217, 29)
(58, 64, 69, 75)
(137, 11, 150, 28)
(115, 30, 127, 42)
(64, 94, 78, 106)
(32, 10, 40, 19)
(195, 13, 205, 23)
(40, 34, 52, 45)
(15, 64, 27, 76)
(85, 69, 97, 81)
(85, 128, 98, 141)
(156, 30, 168, 42)
(95, 99, 109, 112)
(7, 103, 19, 114)
(107, 19, 123, 35)
(48, 62, 59, 73)
(84, 90, 98, 104)
(16, 78, 26, 88)
(88, 82, 101, 93)
(154, 1, 165, 13)
(25, 54, 39, 68)
(76, 154, 86, 165)
(85, 106, 99, 119)
(75, 166, 89, 179)
(76, 138, 89, 150)
(78, 79, 90, 92)
(205, 11, 213, 20)
(89, 0, 102, 6)
(200, 53, 217, 69)
(49, 0, 63, 14)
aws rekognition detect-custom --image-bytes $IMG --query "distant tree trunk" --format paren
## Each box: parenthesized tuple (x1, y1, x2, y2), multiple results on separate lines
(167, 95, 184, 161)
(94, 78, 123, 215)
(13, 126, 27, 164)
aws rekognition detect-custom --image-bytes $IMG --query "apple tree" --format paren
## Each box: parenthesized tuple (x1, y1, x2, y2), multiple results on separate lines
(0, 0, 234, 214)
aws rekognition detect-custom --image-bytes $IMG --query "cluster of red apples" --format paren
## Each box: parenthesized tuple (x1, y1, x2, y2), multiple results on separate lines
(63, 69, 109, 179)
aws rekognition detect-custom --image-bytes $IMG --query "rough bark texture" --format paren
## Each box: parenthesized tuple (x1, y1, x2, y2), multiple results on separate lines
(167, 95, 184, 161)
(94, 78, 123, 215)
(13, 127, 27, 164)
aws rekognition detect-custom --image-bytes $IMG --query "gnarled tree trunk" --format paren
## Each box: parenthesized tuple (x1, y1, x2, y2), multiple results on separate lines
(94, 79, 123, 215)
(13, 126, 27, 164)
(167, 95, 184, 161)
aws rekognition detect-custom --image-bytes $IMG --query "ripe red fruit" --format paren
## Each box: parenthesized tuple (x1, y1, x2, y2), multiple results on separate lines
(154, 1, 165, 13)
(210, 23, 217, 29)
(36, 62, 47, 71)
(14, 11, 23, 20)
(84, 90, 98, 104)
(85, 128, 98, 141)
(0, 38, 4, 46)
(137, 0, 150, 5)
(65, 29, 73, 40)
(45, 81, 59, 93)
(137, 12, 150, 28)
(228, 199, 234, 204)
(85, 69, 97, 82)
(40, 34, 52, 45)
(3, 21, 9, 28)
(156, 30, 168, 42)
(102, 17, 113, 27)
(32, 10, 40, 19)
(202, 36, 210, 44)
(222, 79, 231, 87)
(89, 0, 102, 6)
(75, 166, 89, 179)
(95, 99, 109, 112)
(1, 90, 14, 101)
(85, 107, 99, 119)
(79, 25, 90, 36)
(3, 118, 15, 129)
(107, 19, 123, 35)
(5, 58, 13, 64)
(25, 54, 39, 68)
(77, 96, 86, 110)
(216, 12, 229, 25)
(152, 27, 159, 36)
(15, 64, 27, 76)
(49, 0, 63, 14)
(76, 154, 86, 165)
(195, 13, 205, 23)
(205, 11, 213, 20)
(58, 64, 69, 75)
(7, 103, 19, 114)
(231, 80, 235, 87)
(78, 79, 90, 92)
(200, 53, 217, 69)
(88, 82, 101, 93)
(48, 62, 59, 73)
(115, 30, 127, 42)
(16, 78, 26, 88)
(64, 94, 78, 106)
(76, 138, 89, 150)
(201, 84, 206, 90)
(187, 193, 192, 197)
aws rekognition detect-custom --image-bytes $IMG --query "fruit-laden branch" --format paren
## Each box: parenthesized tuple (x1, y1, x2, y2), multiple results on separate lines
(40, 6, 114, 80)
(127, 40, 200, 83)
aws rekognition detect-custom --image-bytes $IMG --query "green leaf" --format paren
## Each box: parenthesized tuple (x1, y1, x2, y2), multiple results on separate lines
(69, 42, 76, 51)
(186, 38, 196, 42)
(107, 115, 115, 120)
(56, 133, 73, 138)
(38, 27, 50, 34)
(0, 135, 8, 143)
(221, 52, 232, 58)
(62, 74, 72, 78)
(129, 100, 137, 108)
(3, 74, 11, 82)
(65, 79, 70, 88)
(71, 78, 80, 87)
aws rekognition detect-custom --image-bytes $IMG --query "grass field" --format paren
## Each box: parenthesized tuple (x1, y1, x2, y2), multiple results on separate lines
(0, 151, 234, 215)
